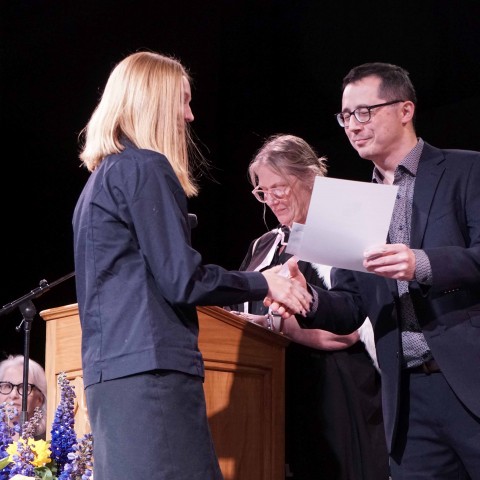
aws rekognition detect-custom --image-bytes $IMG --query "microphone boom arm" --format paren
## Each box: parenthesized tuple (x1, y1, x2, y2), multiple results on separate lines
(0, 271, 75, 317)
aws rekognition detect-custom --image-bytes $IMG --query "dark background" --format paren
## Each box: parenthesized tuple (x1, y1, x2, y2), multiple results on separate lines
(1, 0, 480, 367)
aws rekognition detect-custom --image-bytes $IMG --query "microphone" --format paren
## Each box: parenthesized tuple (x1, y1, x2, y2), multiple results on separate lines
(188, 213, 198, 229)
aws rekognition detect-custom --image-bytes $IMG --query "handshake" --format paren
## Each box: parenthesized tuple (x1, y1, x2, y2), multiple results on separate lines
(260, 256, 311, 318)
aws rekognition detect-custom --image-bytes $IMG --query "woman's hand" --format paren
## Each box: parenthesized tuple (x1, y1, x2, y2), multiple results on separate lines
(263, 256, 309, 315)
(261, 265, 311, 317)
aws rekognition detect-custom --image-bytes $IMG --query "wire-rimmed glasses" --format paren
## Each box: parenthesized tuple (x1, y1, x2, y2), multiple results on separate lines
(0, 381, 37, 396)
(335, 100, 404, 127)
(252, 185, 291, 203)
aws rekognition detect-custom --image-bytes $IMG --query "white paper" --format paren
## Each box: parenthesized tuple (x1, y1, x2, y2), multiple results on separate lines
(286, 177, 398, 272)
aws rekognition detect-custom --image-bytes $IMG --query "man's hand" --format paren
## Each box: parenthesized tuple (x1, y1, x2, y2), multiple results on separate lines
(262, 257, 310, 317)
(363, 243, 416, 280)
(261, 262, 311, 318)
(286, 256, 306, 288)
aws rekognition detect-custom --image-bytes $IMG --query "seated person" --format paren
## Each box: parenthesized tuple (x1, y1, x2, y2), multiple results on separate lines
(0, 354, 47, 439)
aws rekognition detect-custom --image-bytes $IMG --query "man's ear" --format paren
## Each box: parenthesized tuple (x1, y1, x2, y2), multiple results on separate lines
(402, 101, 415, 123)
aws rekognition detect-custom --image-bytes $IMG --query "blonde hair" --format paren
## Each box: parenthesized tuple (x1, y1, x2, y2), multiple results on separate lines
(79, 50, 203, 197)
(0, 354, 47, 436)
(248, 134, 327, 188)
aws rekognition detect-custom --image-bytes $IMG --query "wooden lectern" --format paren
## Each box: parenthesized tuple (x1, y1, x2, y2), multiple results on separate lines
(40, 304, 289, 480)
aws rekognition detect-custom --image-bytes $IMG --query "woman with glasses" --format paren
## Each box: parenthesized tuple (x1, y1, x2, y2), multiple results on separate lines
(0, 354, 47, 440)
(228, 134, 389, 480)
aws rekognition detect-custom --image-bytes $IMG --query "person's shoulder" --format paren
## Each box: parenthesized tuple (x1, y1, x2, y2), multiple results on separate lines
(120, 143, 169, 166)
(247, 228, 279, 254)
(106, 143, 173, 179)
(249, 229, 276, 249)
(423, 141, 480, 161)
(98, 144, 181, 198)
(257, 229, 279, 242)
(443, 148, 480, 161)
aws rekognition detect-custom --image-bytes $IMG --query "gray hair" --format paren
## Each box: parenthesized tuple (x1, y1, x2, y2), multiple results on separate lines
(0, 354, 47, 436)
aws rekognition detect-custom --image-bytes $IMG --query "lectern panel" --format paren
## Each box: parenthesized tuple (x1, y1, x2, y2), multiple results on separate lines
(41, 304, 288, 480)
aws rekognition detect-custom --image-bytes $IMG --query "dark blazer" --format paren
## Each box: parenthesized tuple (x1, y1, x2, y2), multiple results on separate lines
(300, 142, 480, 451)
(73, 143, 268, 388)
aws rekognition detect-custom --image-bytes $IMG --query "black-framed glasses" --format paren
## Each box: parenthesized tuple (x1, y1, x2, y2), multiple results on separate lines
(335, 100, 404, 127)
(252, 185, 291, 203)
(0, 381, 37, 396)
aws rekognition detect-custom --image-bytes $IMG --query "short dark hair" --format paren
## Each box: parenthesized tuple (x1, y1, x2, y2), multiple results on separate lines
(342, 62, 417, 105)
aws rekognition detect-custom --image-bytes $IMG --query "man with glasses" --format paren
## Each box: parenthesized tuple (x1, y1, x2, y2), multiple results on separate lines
(281, 62, 480, 479)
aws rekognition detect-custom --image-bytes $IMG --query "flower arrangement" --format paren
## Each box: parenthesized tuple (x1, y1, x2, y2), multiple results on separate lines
(0, 372, 93, 480)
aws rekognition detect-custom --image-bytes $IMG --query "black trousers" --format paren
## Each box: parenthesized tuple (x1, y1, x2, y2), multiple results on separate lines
(390, 370, 480, 479)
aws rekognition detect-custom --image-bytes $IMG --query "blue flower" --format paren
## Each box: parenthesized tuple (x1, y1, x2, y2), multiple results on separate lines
(0, 402, 20, 479)
(50, 373, 77, 476)
(58, 433, 93, 480)
(0, 372, 94, 480)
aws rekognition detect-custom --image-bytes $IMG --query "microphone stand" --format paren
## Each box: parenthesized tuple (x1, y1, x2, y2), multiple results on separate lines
(0, 271, 75, 431)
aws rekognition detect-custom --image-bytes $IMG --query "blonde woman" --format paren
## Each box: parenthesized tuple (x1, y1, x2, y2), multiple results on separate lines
(73, 51, 311, 480)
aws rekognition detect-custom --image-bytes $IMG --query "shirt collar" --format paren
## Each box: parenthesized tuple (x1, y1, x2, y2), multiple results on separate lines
(372, 137, 424, 183)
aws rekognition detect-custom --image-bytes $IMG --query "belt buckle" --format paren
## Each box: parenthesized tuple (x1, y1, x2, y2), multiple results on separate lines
(421, 362, 431, 374)
(421, 359, 440, 374)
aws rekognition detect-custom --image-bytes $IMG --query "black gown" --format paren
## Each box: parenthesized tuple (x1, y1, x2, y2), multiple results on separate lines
(231, 227, 390, 480)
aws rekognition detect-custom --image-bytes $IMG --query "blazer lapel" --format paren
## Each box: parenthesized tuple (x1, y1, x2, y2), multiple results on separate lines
(410, 143, 446, 248)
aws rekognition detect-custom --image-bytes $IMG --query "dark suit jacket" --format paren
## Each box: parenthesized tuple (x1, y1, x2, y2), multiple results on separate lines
(300, 142, 480, 452)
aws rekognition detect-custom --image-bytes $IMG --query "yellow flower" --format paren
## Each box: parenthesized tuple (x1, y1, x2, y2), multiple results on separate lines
(6, 438, 53, 467)
(5, 441, 18, 456)
(29, 439, 52, 467)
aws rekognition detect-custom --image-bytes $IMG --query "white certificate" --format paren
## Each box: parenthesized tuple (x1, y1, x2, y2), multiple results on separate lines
(287, 177, 398, 272)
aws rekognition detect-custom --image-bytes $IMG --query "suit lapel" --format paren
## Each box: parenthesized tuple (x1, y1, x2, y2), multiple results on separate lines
(410, 143, 446, 248)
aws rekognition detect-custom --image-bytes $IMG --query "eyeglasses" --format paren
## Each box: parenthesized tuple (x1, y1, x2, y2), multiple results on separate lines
(252, 185, 291, 203)
(335, 100, 404, 127)
(0, 381, 37, 396)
